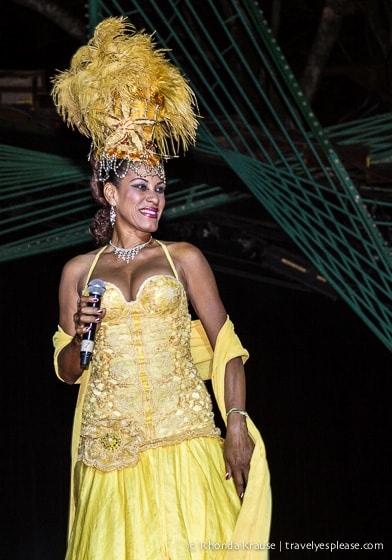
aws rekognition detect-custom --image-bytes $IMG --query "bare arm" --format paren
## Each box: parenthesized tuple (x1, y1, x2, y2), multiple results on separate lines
(223, 356, 255, 499)
(178, 243, 254, 498)
(56, 256, 106, 384)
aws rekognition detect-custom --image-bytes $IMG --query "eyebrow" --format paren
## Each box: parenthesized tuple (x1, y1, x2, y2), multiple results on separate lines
(130, 177, 148, 183)
(130, 177, 166, 188)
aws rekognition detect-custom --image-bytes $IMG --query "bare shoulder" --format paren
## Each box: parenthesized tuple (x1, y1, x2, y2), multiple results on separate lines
(162, 240, 206, 264)
(160, 240, 213, 285)
(60, 248, 103, 290)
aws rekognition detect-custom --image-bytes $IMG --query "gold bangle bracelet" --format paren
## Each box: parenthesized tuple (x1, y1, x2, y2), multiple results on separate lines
(226, 408, 249, 418)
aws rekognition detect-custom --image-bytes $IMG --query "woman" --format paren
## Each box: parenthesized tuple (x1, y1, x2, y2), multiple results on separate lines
(52, 17, 271, 559)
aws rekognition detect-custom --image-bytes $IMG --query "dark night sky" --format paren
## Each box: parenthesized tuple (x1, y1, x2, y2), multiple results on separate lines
(1, 2, 392, 559)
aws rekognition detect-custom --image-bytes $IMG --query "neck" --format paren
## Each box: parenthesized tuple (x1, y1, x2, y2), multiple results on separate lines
(109, 236, 153, 264)
(110, 234, 152, 249)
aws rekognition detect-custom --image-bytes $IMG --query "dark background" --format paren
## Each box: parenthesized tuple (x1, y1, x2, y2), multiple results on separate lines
(1, 244, 391, 559)
(1, 1, 392, 558)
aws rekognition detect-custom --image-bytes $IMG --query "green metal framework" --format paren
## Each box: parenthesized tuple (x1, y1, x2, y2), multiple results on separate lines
(0, 143, 248, 259)
(1, 0, 392, 350)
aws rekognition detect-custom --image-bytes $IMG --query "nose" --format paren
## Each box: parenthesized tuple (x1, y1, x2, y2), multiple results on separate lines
(146, 189, 159, 204)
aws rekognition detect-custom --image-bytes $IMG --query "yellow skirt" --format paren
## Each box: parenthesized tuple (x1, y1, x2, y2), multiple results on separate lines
(66, 437, 242, 560)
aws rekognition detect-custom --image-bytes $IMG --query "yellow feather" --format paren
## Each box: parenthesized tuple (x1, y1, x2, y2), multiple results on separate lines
(51, 17, 199, 163)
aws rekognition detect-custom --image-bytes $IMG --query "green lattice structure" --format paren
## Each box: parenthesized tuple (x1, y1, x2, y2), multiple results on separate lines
(0, 142, 248, 257)
(1, 0, 392, 349)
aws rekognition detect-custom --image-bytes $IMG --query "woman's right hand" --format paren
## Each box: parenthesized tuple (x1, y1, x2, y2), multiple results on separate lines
(73, 293, 106, 340)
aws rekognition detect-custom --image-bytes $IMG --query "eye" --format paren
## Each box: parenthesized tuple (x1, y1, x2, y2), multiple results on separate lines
(156, 185, 166, 194)
(132, 183, 148, 191)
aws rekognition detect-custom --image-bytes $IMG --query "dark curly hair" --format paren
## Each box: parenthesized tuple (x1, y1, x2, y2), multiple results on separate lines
(88, 153, 127, 245)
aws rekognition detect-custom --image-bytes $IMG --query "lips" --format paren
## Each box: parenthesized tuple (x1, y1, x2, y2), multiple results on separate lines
(140, 207, 159, 218)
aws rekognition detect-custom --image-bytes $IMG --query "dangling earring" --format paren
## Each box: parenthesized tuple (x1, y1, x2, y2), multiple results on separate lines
(110, 205, 116, 227)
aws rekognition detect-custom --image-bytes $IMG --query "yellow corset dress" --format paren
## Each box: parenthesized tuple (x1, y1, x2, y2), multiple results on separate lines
(78, 275, 221, 471)
(65, 275, 242, 560)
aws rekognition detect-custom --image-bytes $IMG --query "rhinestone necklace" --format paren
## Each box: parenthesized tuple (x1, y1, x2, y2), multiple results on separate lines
(109, 236, 153, 264)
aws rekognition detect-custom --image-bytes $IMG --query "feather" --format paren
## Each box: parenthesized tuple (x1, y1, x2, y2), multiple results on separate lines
(51, 17, 199, 168)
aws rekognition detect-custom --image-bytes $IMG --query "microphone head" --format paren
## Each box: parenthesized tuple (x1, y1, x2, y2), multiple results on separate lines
(87, 278, 106, 296)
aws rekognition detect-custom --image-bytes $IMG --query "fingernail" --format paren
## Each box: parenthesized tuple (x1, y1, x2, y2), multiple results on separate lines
(240, 492, 244, 499)
(225, 472, 231, 480)
(91, 297, 99, 302)
(97, 309, 104, 314)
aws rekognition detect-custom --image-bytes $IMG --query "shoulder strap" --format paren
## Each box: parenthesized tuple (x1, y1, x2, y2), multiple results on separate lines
(83, 245, 108, 294)
(155, 239, 179, 279)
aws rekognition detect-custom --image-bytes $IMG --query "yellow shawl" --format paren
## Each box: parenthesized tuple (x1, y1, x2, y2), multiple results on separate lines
(53, 316, 271, 557)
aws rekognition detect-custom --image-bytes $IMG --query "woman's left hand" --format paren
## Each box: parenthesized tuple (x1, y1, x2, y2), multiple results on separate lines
(224, 415, 255, 499)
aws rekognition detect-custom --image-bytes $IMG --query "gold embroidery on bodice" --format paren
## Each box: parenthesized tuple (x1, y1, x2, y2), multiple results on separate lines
(79, 274, 220, 471)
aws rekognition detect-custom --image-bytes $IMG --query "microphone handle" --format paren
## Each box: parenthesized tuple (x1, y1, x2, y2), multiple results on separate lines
(80, 297, 101, 367)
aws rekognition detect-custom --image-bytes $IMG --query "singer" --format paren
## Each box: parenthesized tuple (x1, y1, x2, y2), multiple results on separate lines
(52, 17, 271, 560)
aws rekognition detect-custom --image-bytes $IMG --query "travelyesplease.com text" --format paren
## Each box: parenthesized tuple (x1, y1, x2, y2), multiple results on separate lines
(189, 540, 384, 553)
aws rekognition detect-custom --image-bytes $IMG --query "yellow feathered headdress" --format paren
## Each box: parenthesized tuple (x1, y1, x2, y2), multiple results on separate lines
(51, 17, 199, 180)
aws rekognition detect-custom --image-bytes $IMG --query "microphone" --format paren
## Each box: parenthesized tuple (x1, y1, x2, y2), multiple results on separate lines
(80, 278, 106, 368)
